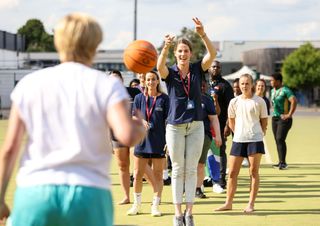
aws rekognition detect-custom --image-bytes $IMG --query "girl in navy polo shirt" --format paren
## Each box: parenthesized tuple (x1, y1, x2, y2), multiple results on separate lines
(127, 71, 169, 217)
(157, 17, 216, 226)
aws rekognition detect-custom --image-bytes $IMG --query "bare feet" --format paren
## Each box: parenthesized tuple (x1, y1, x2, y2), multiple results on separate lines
(243, 205, 254, 213)
(214, 204, 232, 211)
(118, 198, 130, 205)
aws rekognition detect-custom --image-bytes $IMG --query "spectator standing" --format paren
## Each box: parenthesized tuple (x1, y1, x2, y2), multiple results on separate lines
(270, 73, 297, 170)
(208, 61, 234, 192)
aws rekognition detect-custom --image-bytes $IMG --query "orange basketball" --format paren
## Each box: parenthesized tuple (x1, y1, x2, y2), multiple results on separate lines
(123, 40, 158, 74)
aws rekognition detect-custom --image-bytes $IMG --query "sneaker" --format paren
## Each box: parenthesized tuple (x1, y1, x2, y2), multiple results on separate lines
(184, 214, 195, 226)
(213, 183, 224, 194)
(242, 158, 249, 167)
(279, 163, 288, 170)
(151, 204, 161, 217)
(272, 163, 280, 168)
(127, 204, 141, 215)
(163, 176, 171, 186)
(173, 216, 184, 226)
(203, 177, 213, 187)
(195, 187, 206, 199)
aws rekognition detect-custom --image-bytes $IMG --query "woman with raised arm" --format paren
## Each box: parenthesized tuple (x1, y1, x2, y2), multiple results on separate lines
(157, 17, 216, 226)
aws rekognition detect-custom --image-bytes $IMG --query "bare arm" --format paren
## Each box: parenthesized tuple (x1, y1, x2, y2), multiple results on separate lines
(211, 93, 221, 115)
(260, 118, 268, 135)
(192, 17, 216, 71)
(282, 96, 297, 120)
(0, 104, 26, 220)
(107, 100, 146, 147)
(209, 115, 222, 147)
(228, 117, 235, 133)
(157, 34, 175, 80)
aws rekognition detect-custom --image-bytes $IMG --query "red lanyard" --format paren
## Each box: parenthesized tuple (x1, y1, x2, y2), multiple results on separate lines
(179, 69, 191, 98)
(145, 95, 157, 122)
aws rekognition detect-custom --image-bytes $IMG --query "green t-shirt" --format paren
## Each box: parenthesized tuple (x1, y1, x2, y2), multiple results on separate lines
(271, 86, 294, 117)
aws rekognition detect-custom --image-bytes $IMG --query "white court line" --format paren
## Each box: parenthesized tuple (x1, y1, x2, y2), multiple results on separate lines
(263, 137, 273, 164)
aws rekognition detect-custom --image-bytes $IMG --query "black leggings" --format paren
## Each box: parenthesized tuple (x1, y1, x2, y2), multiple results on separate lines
(272, 117, 293, 164)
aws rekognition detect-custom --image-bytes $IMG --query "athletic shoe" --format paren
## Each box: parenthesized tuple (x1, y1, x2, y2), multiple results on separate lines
(163, 176, 171, 186)
(279, 163, 288, 170)
(213, 183, 224, 194)
(195, 187, 206, 199)
(184, 214, 195, 226)
(151, 204, 161, 217)
(203, 177, 213, 187)
(173, 216, 184, 226)
(127, 204, 141, 215)
(242, 158, 249, 167)
(272, 163, 280, 168)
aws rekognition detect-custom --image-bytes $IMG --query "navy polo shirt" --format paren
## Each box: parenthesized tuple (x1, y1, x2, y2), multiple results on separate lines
(165, 60, 204, 125)
(132, 93, 169, 155)
(201, 94, 217, 139)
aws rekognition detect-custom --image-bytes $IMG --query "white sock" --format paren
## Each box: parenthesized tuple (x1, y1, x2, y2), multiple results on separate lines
(133, 193, 141, 204)
(152, 196, 160, 206)
(163, 169, 169, 180)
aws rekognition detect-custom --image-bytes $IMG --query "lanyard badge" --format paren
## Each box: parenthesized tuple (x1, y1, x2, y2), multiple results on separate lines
(146, 95, 157, 129)
(179, 69, 194, 110)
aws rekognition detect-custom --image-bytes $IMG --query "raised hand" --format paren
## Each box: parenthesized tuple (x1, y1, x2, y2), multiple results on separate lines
(192, 17, 205, 37)
(163, 34, 175, 48)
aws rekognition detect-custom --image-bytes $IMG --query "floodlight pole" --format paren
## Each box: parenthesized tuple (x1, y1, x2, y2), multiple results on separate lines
(134, 0, 137, 41)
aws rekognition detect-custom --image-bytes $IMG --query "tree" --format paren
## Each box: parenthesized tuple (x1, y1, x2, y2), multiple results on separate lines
(18, 19, 55, 52)
(282, 42, 320, 89)
(158, 27, 206, 65)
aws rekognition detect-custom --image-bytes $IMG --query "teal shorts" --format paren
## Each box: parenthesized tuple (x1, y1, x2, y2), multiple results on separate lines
(9, 185, 113, 226)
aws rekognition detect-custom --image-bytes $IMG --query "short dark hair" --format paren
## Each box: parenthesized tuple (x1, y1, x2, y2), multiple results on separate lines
(233, 78, 240, 84)
(129, 78, 140, 87)
(108, 69, 123, 81)
(271, 72, 283, 82)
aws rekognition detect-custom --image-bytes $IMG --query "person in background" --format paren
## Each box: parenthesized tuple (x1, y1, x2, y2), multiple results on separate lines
(129, 78, 140, 89)
(208, 61, 234, 193)
(157, 17, 216, 226)
(109, 70, 155, 205)
(136, 73, 146, 93)
(232, 78, 242, 97)
(127, 71, 169, 217)
(196, 80, 222, 199)
(215, 74, 268, 213)
(0, 13, 146, 226)
(255, 79, 270, 115)
(270, 72, 297, 170)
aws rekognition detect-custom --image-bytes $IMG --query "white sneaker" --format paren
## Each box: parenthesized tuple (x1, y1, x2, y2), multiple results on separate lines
(151, 204, 161, 217)
(242, 158, 249, 167)
(213, 183, 224, 194)
(127, 203, 141, 215)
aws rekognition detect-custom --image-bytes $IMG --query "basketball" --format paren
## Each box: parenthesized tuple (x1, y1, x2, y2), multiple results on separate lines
(123, 40, 158, 74)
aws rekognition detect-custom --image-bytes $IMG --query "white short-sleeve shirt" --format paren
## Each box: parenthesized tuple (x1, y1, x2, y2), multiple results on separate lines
(228, 95, 268, 142)
(11, 62, 129, 189)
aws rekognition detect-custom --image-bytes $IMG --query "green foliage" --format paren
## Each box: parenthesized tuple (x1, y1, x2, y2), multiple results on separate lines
(158, 27, 205, 65)
(282, 42, 320, 89)
(18, 19, 55, 52)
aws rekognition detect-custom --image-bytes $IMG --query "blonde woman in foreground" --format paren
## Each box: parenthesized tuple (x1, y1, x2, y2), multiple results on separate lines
(0, 13, 146, 226)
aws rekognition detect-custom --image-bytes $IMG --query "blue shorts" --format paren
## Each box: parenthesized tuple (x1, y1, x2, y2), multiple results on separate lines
(10, 185, 113, 226)
(230, 141, 265, 157)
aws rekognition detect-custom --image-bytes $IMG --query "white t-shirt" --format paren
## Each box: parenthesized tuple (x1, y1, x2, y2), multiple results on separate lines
(228, 95, 268, 142)
(11, 62, 129, 189)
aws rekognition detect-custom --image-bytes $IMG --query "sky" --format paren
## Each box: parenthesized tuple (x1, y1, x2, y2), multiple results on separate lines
(0, 0, 320, 50)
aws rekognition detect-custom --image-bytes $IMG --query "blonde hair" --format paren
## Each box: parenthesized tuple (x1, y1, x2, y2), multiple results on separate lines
(239, 73, 255, 93)
(54, 13, 103, 64)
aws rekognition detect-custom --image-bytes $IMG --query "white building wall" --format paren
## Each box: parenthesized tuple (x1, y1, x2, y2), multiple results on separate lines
(0, 49, 24, 69)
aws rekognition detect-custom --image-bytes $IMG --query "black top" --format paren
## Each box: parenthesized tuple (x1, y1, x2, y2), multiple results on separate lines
(208, 75, 234, 129)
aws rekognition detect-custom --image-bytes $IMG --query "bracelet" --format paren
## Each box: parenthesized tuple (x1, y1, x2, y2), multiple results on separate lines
(200, 33, 207, 38)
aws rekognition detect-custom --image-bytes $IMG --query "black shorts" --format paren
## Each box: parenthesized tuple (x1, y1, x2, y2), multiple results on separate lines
(230, 141, 265, 158)
(134, 152, 166, 159)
